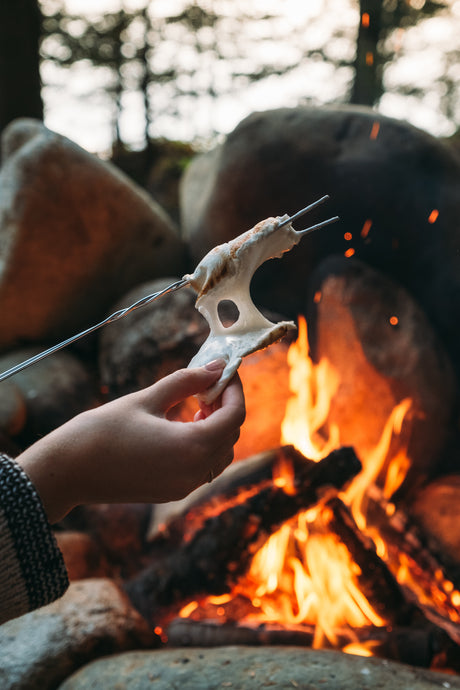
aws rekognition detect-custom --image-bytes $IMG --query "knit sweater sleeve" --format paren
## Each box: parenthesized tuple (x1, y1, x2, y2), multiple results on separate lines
(0, 453, 69, 624)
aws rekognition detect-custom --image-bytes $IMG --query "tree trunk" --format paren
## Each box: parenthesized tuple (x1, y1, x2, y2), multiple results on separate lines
(350, 0, 383, 106)
(0, 0, 43, 138)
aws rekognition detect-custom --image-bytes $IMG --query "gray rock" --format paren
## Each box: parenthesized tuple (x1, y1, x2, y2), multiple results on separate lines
(0, 118, 186, 351)
(59, 646, 460, 689)
(0, 578, 156, 690)
(307, 256, 456, 493)
(180, 105, 460, 385)
(99, 278, 209, 398)
(0, 348, 97, 443)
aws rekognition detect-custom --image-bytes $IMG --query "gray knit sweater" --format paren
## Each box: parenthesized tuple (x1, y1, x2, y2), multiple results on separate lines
(0, 454, 69, 624)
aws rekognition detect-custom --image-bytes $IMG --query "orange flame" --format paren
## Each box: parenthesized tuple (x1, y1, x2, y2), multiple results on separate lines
(242, 316, 412, 647)
(242, 512, 387, 648)
(280, 316, 340, 460)
(189, 316, 424, 652)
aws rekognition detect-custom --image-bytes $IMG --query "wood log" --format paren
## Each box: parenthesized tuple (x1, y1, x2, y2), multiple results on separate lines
(166, 617, 460, 671)
(148, 448, 283, 542)
(364, 484, 460, 645)
(124, 446, 362, 623)
(326, 496, 409, 625)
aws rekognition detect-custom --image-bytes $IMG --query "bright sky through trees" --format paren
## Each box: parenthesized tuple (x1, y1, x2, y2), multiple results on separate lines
(41, 0, 460, 153)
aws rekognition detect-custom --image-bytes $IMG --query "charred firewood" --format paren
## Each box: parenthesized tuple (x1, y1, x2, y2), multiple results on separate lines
(167, 617, 316, 648)
(363, 484, 460, 645)
(166, 617, 459, 671)
(148, 448, 286, 543)
(325, 496, 409, 625)
(124, 446, 361, 622)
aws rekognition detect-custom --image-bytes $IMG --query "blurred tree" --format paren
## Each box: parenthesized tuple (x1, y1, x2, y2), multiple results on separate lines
(351, 0, 449, 106)
(40, 9, 134, 148)
(39, 0, 458, 149)
(351, 0, 382, 105)
(40, 1, 285, 150)
(0, 0, 43, 137)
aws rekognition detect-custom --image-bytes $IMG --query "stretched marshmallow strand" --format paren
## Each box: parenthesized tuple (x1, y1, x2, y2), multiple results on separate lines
(185, 203, 338, 404)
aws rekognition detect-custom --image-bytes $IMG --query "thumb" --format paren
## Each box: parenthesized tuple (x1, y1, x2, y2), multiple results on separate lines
(146, 360, 226, 414)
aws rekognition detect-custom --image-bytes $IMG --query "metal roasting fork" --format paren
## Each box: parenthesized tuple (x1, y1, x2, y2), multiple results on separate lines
(0, 195, 339, 383)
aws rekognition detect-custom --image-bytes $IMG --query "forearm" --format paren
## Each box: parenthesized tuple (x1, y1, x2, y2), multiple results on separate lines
(0, 454, 68, 624)
(16, 415, 86, 524)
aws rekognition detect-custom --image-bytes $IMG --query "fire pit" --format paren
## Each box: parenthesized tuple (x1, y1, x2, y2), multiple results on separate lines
(1, 111, 460, 688)
(120, 314, 460, 674)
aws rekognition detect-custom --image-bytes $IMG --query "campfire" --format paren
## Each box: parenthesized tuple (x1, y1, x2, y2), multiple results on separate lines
(2, 113, 460, 687)
(124, 314, 460, 673)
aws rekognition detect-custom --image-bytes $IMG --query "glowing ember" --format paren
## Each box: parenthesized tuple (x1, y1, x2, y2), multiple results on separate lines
(273, 453, 296, 495)
(366, 51, 374, 66)
(361, 12, 370, 27)
(344, 232, 353, 241)
(179, 601, 199, 617)
(370, 122, 380, 140)
(389, 315, 399, 326)
(344, 247, 355, 258)
(428, 209, 439, 224)
(361, 219, 373, 238)
(154, 625, 168, 643)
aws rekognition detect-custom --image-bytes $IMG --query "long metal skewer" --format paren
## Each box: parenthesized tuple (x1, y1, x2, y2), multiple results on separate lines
(0, 197, 339, 383)
(0, 279, 189, 383)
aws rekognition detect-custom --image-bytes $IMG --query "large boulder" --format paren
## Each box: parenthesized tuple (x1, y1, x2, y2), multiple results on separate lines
(180, 106, 460, 383)
(99, 278, 208, 398)
(410, 474, 460, 567)
(59, 646, 460, 690)
(0, 348, 97, 446)
(306, 256, 457, 494)
(0, 118, 186, 351)
(0, 578, 156, 690)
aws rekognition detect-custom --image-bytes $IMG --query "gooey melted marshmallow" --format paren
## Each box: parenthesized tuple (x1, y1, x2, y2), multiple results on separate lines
(184, 214, 303, 403)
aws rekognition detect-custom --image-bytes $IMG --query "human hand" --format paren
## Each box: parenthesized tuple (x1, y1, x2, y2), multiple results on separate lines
(17, 360, 245, 523)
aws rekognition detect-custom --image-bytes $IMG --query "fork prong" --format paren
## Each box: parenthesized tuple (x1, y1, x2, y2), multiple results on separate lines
(297, 215, 340, 236)
(277, 195, 330, 228)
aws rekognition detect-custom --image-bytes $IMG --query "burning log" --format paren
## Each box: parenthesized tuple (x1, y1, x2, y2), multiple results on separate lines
(363, 484, 460, 645)
(148, 448, 285, 542)
(124, 446, 361, 623)
(326, 496, 408, 625)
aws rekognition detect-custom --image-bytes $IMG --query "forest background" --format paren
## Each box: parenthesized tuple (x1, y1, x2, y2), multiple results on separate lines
(0, 0, 458, 167)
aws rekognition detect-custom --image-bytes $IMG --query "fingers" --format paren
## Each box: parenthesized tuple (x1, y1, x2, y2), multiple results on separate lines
(198, 373, 246, 437)
(143, 360, 226, 414)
